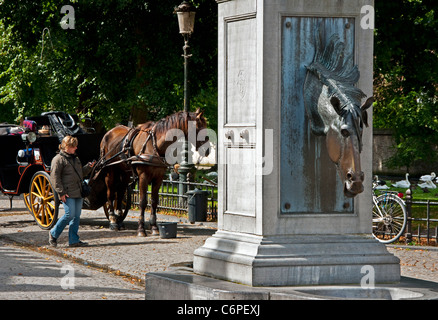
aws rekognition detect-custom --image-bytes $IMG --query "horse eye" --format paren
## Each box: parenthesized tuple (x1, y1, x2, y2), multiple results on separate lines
(340, 125, 350, 137)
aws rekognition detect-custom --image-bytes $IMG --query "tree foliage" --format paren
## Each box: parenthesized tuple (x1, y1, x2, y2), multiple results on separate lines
(374, 0, 438, 170)
(0, 0, 217, 130)
(2, 0, 436, 168)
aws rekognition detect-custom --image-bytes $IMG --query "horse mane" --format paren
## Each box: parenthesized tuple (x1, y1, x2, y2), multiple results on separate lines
(306, 31, 367, 106)
(136, 121, 155, 131)
(137, 111, 204, 135)
(136, 110, 207, 138)
(155, 111, 189, 135)
(304, 29, 368, 150)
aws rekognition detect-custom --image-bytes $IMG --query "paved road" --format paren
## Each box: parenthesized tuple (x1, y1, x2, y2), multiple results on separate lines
(387, 246, 438, 283)
(0, 195, 216, 300)
(0, 239, 144, 300)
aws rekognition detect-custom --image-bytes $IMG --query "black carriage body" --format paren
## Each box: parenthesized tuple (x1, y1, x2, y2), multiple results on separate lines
(0, 112, 134, 229)
(0, 112, 103, 197)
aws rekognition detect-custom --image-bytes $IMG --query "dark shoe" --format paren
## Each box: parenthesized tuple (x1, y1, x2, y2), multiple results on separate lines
(69, 241, 88, 247)
(49, 233, 57, 248)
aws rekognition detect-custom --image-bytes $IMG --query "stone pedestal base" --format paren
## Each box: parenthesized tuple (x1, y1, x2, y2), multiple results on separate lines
(145, 270, 435, 300)
(193, 231, 400, 286)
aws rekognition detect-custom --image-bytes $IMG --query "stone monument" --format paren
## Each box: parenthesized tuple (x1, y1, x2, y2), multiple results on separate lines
(146, 0, 414, 299)
(192, 0, 401, 286)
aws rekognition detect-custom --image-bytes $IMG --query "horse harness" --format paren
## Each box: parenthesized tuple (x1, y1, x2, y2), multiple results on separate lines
(122, 125, 168, 167)
(93, 125, 168, 180)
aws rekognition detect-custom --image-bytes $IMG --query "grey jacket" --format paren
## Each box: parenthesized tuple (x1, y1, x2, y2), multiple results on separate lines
(50, 151, 92, 198)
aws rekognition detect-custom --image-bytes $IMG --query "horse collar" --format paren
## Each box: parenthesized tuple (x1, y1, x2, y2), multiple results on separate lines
(139, 125, 161, 158)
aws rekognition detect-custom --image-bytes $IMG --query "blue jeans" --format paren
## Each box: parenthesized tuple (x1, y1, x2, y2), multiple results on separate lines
(50, 198, 84, 245)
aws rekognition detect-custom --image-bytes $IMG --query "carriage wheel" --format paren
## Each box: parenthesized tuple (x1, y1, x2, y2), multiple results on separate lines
(23, 192, 31, 212)
(103, 186, 132, 223)
(29, 171, 59, 230)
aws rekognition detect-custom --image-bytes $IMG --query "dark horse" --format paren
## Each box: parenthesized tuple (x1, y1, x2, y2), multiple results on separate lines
(97, 109, 208, 236)
(304, 30, 373, 198)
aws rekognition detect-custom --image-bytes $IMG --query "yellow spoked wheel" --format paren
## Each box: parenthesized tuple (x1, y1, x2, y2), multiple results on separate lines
(23, 192, 31, 211)
(29, 171, 59, 230)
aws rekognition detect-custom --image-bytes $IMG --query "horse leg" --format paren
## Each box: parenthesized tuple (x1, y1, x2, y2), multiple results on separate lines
(105, 170, 119, 231)
(149, 179, 162, 236)
(115, 186, 126, 230)
(115, 172, 129, 230)
(137, 176, 149, 237)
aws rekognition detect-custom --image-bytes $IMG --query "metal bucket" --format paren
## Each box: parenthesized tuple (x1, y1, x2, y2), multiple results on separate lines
(157, 222, 178, 239)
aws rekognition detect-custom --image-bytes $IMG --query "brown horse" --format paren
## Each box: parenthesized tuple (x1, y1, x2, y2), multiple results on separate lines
(97, 109, 208, 236)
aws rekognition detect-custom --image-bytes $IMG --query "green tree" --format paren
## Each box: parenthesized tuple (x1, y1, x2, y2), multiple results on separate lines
(374, 0, 438, 170)
(0, 0, 217, 130)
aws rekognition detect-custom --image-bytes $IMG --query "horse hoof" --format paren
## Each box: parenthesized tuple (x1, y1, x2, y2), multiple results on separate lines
(137, 231, 147, 237)
(109, 223, 119, 231)
(151, 229, 160, 236)
(117, 223, 126, 231)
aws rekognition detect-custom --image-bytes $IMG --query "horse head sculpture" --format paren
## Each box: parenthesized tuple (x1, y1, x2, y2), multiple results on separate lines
(304, 30, 373, 198)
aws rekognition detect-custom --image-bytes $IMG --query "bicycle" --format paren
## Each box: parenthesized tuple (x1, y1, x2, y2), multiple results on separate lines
(372, 178, 407, 244)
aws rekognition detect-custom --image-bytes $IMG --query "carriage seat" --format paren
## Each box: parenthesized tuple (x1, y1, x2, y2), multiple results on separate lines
(41, 111, 84, 138)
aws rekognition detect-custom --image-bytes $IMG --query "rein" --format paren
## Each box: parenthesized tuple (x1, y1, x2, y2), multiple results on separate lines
(132, 124, 167, 167)
(93, 126, 168, 179)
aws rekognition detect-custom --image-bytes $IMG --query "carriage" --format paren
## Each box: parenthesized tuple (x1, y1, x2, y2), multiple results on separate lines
(0, 111, 131, 230)
(1, 109, 208, 237)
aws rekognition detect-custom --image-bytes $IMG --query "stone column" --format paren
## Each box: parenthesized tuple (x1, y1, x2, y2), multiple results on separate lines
(193, 0, 400, 286)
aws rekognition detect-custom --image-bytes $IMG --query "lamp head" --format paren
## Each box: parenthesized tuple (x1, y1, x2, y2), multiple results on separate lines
(174, 1, 196, 35)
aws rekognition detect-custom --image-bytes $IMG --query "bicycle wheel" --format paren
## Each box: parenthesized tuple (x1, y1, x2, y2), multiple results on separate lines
(372, 193, 407, 244)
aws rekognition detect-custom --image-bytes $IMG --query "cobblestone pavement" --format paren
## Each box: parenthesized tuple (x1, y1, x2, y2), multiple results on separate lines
(0, 239, 144, 300)
(0, 195, 216, 300)
(0, 195, 436, 300)
(387, 246, 438, 283)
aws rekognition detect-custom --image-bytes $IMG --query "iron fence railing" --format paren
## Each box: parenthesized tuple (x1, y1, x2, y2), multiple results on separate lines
(405, 192, 438, 245)
(131, 179, 217, 221)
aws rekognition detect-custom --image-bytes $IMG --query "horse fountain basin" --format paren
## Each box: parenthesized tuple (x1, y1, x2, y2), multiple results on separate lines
(289, 287, 424, 300)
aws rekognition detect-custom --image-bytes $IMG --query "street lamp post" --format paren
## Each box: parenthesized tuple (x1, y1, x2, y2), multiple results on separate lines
(174, 1, 196, 197)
